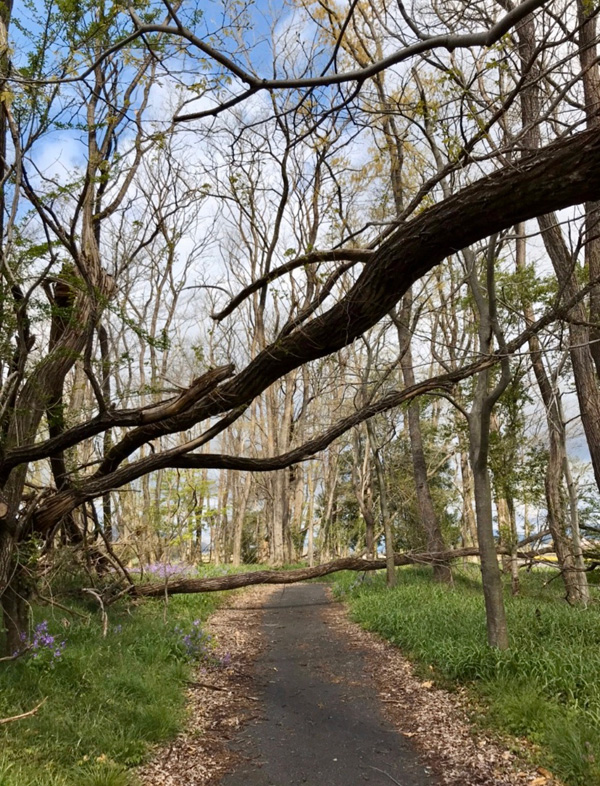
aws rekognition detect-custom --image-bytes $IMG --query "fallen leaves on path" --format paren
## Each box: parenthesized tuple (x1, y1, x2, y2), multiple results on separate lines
(322, 591, 562, 786)
(137, 586, 273, 786)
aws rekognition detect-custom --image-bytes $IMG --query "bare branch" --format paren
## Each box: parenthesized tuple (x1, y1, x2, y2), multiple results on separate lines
(171, 0, 549, 121)
(212, 249, 370, 322)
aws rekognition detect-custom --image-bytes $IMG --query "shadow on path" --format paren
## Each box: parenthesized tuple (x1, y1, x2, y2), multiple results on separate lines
(219, 583, 438, 786)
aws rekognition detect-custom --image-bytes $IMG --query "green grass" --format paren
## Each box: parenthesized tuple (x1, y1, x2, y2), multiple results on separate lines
(332, 566, 600, 786)
(0, 579, 226, 786)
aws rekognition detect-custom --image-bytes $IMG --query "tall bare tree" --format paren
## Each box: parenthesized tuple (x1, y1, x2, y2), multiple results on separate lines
(3, 0, 600, 654)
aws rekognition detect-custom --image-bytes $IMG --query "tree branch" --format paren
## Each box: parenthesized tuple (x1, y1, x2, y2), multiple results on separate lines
(170, 0, 549, 120)
(30, 267, 600, 531)
(1, 364, 235, 473)
(127, 545, 554, 600)
(56, 125, 600, 485)
(212, 249, 370, 322)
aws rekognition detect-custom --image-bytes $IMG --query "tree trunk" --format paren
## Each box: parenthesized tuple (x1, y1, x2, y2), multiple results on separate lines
(0, 524, 27, 656)
(513, 223, 589, 604)
(288, 464, 304, 563)
(307, 468, 316, 567)
(465, 240, 510, 649)
(232, 473, 253, 567)
(562, 452, 589, 603)
(459, 450, 478, 547)
(0, 584, 26, 657)
(395, 296, 451, 582)
(506, 496, 520, 597)
(367, 421, 396, 588)
(269, 470, 286, 565)
(545, 432, 589, 605)
(352, 427, 377, 558)
(470, 437, 509, 649)
(131, 545, 560, 600)
(99, 324, 113, 541)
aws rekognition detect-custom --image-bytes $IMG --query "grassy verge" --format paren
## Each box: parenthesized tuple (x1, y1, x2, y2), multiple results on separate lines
(0, 572, 230, 786)
(332, 566, 600, 786)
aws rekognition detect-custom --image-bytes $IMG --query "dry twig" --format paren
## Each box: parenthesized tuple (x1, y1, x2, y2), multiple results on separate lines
(0, 698, 47, 725)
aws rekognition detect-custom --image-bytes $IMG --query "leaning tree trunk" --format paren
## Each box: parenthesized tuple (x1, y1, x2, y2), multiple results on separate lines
(577, 0, 600, 378)
(514, 222, 589, 604)
(0, 0, 25, 655)
(0, 263, 115, 654)
(510, 9, 590, 603)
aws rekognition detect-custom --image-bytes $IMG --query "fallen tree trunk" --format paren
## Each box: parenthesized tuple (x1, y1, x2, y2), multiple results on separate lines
(130, 547, 554, 599)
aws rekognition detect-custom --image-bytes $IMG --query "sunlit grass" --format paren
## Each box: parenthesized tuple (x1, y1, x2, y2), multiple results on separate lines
(332, 566, 600, 785)
(0, 571, 226, 786)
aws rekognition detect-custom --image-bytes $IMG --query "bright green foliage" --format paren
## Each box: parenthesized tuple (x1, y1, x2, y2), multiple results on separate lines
(0, 588, 224, 786)
(333, 568, 600, 785)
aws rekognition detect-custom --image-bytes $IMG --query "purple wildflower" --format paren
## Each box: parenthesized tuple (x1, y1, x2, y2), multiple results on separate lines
(140, 561, 196, 579)
(20, 620, 66, 668)
(174, 621, 215, 663)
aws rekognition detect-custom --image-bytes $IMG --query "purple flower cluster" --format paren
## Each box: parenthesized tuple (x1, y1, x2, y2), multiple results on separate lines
(174, 620, 214, 663)
(136, 561, 196, 579)
(19, 621, 66, 667)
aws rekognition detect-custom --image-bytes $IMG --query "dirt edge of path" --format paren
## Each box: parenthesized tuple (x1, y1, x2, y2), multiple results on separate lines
(322, 589, 560, 786)
(137, 585, 275, 786)
(138, 583, 560, 786)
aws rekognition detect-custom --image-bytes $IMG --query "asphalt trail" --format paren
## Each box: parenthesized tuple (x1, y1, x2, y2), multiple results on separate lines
(219, 583, 438, 786)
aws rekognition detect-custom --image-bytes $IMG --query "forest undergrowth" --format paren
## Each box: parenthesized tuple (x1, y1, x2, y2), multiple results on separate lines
(0, 565, 234, 786)
(332, 566, 600, 786)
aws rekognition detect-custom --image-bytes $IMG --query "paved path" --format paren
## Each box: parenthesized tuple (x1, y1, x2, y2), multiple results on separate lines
(220, 583, 438, 786)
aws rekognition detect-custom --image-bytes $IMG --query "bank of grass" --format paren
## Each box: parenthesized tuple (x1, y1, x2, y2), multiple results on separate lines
(332, 566, 600, 786)
(0, 567, 233, 786)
